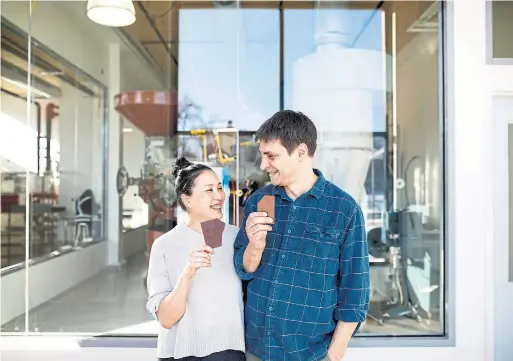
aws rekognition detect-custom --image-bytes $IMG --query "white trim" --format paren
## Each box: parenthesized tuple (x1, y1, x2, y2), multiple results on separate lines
(490, 96, 513, 361)
(448, 1, 490, 361)
(488, 65, 513, 93)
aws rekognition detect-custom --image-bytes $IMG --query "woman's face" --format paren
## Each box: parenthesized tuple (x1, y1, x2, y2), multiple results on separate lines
(183, 170, 226, 222)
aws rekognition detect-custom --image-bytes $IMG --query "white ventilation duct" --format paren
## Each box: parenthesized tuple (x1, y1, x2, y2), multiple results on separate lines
(213, 0, 238, 8)
(291, 2, 391, 203)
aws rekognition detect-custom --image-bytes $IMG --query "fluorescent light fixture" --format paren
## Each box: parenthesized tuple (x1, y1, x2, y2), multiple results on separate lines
(39, 71, 64, 76)
(87, 0, 136, 27)
(1, 76, 51, 98)
(122, 127, 133, 133)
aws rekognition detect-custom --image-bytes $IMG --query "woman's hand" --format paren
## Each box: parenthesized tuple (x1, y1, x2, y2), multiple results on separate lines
(183, 245, 215, 279)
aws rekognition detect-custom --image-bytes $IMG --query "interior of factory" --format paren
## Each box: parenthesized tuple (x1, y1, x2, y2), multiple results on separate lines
(1, 0, 445, 338)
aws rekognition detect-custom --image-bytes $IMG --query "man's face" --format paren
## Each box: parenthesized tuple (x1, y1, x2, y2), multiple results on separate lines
(259, 140, 301, 187)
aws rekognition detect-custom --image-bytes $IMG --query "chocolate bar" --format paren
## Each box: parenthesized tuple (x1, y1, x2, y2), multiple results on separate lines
(257, 195, 275, 220)
(200, 218, 225, 248)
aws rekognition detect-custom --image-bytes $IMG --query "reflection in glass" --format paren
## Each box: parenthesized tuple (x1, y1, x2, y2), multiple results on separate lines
(178, 7, 279, 227)
(178, 8, 280, 132)
(0, 16, 105, 275)
(284, 1, 443, 336)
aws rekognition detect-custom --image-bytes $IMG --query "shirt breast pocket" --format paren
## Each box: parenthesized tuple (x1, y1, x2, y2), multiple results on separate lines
(299, 224, 340, 275)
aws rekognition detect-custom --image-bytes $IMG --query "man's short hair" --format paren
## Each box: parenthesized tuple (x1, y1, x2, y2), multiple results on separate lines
(255, 110, 317, 156)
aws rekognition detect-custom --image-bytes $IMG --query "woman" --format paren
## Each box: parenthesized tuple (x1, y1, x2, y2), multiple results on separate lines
(146, 157, 245, 361)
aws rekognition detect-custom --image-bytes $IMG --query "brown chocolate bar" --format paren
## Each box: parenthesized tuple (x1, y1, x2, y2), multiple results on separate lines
(200, 218, 225, 248)
(257, 195, 275, 220)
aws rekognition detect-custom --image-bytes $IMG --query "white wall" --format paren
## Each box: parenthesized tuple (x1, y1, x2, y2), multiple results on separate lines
(1, 241, 108, 325)
(490, 97, 513, 361)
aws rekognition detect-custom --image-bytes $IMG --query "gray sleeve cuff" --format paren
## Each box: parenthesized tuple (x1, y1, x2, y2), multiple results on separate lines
(146, 291, 171, 320)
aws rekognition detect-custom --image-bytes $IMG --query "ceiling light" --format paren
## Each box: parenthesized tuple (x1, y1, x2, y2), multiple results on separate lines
(87, 0, 136, 27)
(122, 127, 133, 133)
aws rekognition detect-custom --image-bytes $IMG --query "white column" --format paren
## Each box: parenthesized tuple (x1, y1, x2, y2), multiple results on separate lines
(449, 1, 492, 361)
(107, 43, 124, 266)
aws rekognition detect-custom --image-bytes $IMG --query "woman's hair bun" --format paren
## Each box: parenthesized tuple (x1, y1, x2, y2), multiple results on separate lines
(171, 157, 192, 177)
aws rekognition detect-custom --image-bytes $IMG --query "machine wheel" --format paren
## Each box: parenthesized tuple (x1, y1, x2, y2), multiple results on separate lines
(116, 166, 129, 196)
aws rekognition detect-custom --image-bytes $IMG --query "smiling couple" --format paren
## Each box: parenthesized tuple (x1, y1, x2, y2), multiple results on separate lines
(146, 110, 370, 361)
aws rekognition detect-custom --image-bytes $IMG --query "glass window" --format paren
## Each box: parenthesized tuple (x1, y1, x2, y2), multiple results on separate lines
(491, 0, 513, 59)
(1, 0, 445, 341)
(1, 2, 107, 332)
(177, 6, 280, 226)
(283, 1, 444, 336)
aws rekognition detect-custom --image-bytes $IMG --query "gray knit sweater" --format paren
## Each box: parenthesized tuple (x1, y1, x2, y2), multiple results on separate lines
(146, 222, 245, 358)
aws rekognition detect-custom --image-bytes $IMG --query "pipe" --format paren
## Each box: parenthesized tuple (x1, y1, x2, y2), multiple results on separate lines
(135, 1, 178, 66)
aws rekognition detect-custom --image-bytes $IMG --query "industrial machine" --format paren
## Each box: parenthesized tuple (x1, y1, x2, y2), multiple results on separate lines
(114, 90, 265, 262)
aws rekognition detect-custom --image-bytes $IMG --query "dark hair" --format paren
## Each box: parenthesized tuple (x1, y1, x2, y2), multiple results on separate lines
(255, 110, 317, 156)
(171, 157, 211, 211)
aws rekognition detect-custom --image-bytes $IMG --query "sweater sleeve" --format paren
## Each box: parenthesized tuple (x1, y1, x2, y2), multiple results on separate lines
(146, 240, 173, 320)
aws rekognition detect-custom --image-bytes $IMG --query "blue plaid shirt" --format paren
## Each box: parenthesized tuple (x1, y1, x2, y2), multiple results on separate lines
(233, 169, 370, 361)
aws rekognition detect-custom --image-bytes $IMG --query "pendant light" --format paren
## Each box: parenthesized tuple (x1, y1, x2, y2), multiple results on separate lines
(87, 0, 136, 27)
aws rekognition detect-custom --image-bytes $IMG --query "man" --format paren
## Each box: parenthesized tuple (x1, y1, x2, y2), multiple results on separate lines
(233, 110, 370, 361)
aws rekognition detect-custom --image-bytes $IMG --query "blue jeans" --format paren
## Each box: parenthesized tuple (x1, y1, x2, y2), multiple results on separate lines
(245, 353, 331, 361)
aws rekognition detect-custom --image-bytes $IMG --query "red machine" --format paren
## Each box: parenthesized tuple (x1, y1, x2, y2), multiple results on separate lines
(114, 90, 179, 256)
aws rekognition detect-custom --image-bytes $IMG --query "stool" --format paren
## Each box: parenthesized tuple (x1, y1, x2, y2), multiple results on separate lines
(75, 222, 90, 246)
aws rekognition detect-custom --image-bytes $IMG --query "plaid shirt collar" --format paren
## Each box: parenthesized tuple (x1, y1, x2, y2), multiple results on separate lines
(271, 168, 326, 200)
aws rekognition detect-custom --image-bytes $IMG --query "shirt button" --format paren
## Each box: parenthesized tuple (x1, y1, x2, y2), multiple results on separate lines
(287, 229, 291, 234)
(274, 280, 278, 284)
(293, 206, 297, 210)
(269, 307, 273, 311)
(282, 254, 285, 258)
(267, 331, 271, 335)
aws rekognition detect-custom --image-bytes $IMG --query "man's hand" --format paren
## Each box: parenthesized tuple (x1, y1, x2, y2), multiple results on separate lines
(327, 346, 345, 361)
(246, 211, 273, 250)
(327, 321, 358, 361)
(242, 211, 273, 273)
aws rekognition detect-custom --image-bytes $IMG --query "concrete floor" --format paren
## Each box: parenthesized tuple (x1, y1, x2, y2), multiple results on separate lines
(2, 252, 442, 336)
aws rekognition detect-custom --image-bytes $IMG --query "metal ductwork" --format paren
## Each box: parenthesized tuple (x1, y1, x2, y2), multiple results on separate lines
(213, 0, 238, 8)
